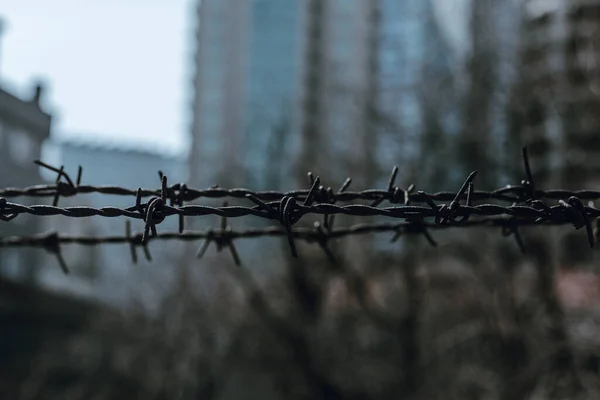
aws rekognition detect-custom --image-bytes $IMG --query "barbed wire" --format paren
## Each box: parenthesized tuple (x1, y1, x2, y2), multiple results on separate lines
(2, 216, 595, 273)
(5, 159, 600, 205)
(1, 148, 599, 274)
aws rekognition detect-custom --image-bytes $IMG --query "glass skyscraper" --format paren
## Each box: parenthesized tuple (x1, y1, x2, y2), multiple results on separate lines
(188, 0, 459, 262)
(189, 0, 380, 192)
(190, 0, 304, 191)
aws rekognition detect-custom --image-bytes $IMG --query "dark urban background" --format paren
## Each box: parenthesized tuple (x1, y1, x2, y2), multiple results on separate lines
(1, 1, 600, 399)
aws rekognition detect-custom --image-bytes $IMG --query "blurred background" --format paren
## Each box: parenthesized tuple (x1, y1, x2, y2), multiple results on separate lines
(1, 0, 600, 399)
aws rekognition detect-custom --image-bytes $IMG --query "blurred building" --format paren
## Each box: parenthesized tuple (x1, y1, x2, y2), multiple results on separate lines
(189, 0, 460, 261)
(300, 0, 380, 186)
(369, 0, 462, 256)
(377, 0, 457, 183)
(520, 0, 600, 190)
(189, 0, 459, 189)
(189, 0, 463, 187)
(189, 0, 383, 192)
(189, 0, 385, 266)
(0, 81, 52, 283)
(514, 0, 565, 187)
(517, 0, 600, 266)
(38, 139, 187, 309)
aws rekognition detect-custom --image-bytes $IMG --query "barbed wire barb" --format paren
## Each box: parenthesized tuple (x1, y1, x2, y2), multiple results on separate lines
(520, 146, 537, 202)
(312, 221, 337, 265)
(560, 196, 594, 248)
(34, 160, 83, 207)
(324, 176, 352, 231)
(436, 170, 477, 225)
(195, 201, 241, 266)
(42, 232, 70, 274)
(125, 220, 138, 264)
(170, 179, 188, 233)
(371, 165, 400, 207)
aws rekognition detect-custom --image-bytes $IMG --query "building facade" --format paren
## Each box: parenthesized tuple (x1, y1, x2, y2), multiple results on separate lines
(520, 0, 600, 190)
(189, 0, 381, 192)
(518, 0, 600, 265)
(370, 0, 460, 256)
(0, 81, 52, 284)
(189, 0, 460, 264)
(377, 0, 456, 181)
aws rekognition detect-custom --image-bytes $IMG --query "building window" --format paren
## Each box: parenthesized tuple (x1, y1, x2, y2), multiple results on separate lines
(8, 129, 37, 166)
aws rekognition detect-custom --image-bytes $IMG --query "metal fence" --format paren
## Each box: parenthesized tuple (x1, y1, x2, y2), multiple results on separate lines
(1, 148, 598, 273)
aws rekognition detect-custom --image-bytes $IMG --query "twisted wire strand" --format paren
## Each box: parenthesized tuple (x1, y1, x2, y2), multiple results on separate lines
(13, 155, 600, 206)
(0, 218, 579, 248)
(0, 199, 596, 223)
(3, 149, 598, 273)
(4, 182, 600, 204)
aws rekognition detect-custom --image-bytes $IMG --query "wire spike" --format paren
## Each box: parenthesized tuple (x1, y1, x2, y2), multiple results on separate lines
(304, 176, 321, 206)
(388, 166, 399, 191)
(454, 171, 478, 203)
(142, 243, 153, 262)
(314, 222, 337, 265)
(228, 240, 242, 266)
(76, 166, 83, 186)
(125, 221, 138, 264)
(196, 238, 211, 259)
(43, 233, 69, 274)
(55, 250, 70, 274)
(135, 188, 143, 212)
(339, 177, 352, 193)
(390, 228, 402, 243)
(522, 147, 533, 185)
(160, 174, 168, 201)
(178, 183, 187, 233)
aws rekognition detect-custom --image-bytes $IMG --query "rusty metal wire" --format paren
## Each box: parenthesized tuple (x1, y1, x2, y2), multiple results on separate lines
(1, 147, 599, 273)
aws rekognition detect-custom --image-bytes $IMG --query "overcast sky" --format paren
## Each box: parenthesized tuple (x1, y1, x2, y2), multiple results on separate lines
(0, 0, 192, 155)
